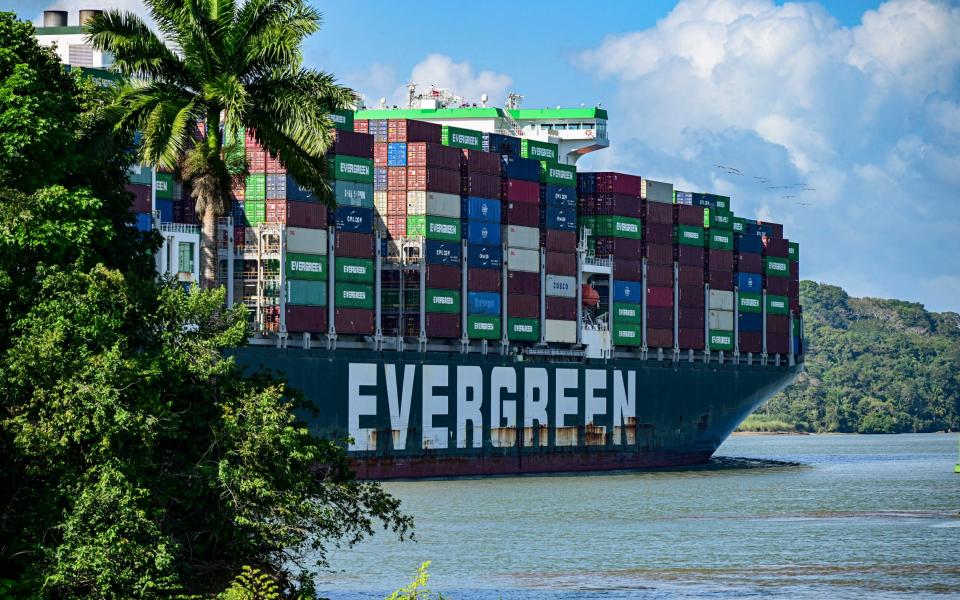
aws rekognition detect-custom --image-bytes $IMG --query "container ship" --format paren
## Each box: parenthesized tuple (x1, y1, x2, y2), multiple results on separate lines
(128, 87, 804, 479)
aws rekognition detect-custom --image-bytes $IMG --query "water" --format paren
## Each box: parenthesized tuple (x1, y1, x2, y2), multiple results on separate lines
(316, 434, 960, 599)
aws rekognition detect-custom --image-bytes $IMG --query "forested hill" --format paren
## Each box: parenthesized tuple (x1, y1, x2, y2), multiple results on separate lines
(753, 281, 960, 433)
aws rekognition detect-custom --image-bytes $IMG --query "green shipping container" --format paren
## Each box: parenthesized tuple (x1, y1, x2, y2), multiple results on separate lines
(708, 230, 734, 250)
(710, 209, 733, 230)
(676, 225, 705, 247)
(286, 252, 327, 281)
(738, 292, 762, 314)
(764, 256, 790, 278)
(766, 294, 789, 315)
(246, 174, 266, 199)
(406, 215, 461, 242)
(334, 282, 374, 309)
(329, 155, 373, 184)
(155, 172, 174, 200)
(521, 138, 559, 162)
(609, 215, 642, 240)
(507, 318, 539, 342)
(335, 257, 374, 283)
(714, 195, 730, 210)
(467, 315, 501, 340)
(329, 109, 354, 131)
(426, 288, 461, 314)
(440, 125, 483, 151)
(709, 330, 734, 351)
(580, 215, 596, 234)
(613, 303, 642, 324)
(732, 217, 748, 234)
(539, 161, 577, 186)
(788, 241, 800, 262)
(793, 317, 801, 337)
(286, 280, 327, 307)
(612, 324, 643, 346)
(244, 200, 265, 225)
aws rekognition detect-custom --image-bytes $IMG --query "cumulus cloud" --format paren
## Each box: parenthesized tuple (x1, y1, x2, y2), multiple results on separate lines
(402, 54, 512, 105)
(576, 0, 960, 312)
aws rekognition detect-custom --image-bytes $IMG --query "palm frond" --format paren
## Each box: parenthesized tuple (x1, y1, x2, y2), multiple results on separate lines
(236, 0, 319, 76)
(85, 10, 193, 87)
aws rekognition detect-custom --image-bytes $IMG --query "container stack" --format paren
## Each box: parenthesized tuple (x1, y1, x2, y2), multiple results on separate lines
(539, 149, 578, 344)
(762, 231, 790, 355)
(126, 164, 153, 232)
(501, 152, 541, 343)
(704, 199, 735, 352)
(642, 187, 675, 349)
(674, 202, 705, 350)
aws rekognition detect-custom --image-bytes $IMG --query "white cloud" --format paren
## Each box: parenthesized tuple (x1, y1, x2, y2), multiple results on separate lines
(399, 53, 512, 106)
(576, 0, 960, 311)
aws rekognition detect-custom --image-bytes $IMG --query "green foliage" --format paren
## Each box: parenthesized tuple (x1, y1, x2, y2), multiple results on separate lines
(756, 281, 960, 433)
(735, 414, 802, 433)
(386, 562, 447, 600)
(219, 567, 281, 600)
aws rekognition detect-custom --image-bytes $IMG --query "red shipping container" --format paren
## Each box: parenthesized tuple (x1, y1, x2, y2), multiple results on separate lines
(614, 259, 643, 282)
(386, 216, 406, 238)
(763, 237, 789, 257)
(677, 245, 704, 267)
(767, 332, 789, 354)
(788, 279, 799, 298)
(546, 252, 576, 276)
(759, 221, 784, 239)
(407, 142, 461, 170)
(502, 178, 539, 203)
(645, 243, 674, 266)
(461, 150, 502, 176)
(679, 328, 705, 350)
(353, 120, 369, 134)
(737, 253, 762, 273)
(266, 200, 327, 228)
(426, 265, 460, 289)
(645, 222, 673, 245)
(387, 119, 441, 143)
(462, 173, 501, 199)
(708, 249, 734, 272)
(767, 315, 789, 334)
(766, 277, 790, 295)
(265, 154, 284, 173)
(646, 264, 673, 287)
(647, 286, 674, 307)
(334, 231, 373, 258)
(508, 294, 539, 318)
(407, 166, 460, 194)
(612, 238, 642, 258)
(645, 201, 673, 225)
(386, 166, 407, 191)
(543, 230, 576, 252)
(126, 184, 151, 212)
(676, 204, 704, 227)
(678, 265, 704, 286)
(507, 271, 539, 295)
(678, 309, 704, 329)
(709, 269, 733, 291)
(739, 332, 762, 353)
(374, 143, 388, 167)
(610, 194, 643, 218)
(790, 261, 800, 280)
(679, 285, 705, 307)
(285, 306, 327, 333)
(647, 327, 674, 349)
(387, 190, 406, 215)
(546, 296, 576, 320)
(790, 296, 801, 312)
(425, 313, 460, 338)
(592, 172, 643, 195)
(331, 130, 374, 158)
(504, 201, 540, 227)
(468, 268, 501, 292)
(335, 308, 374, 335)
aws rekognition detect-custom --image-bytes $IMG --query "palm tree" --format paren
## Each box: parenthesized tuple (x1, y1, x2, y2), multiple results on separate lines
(87, 0, 355, 289)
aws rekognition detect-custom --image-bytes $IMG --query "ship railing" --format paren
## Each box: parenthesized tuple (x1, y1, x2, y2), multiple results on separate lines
(160, 222, 200, 235)
(583, 255, 612, 269)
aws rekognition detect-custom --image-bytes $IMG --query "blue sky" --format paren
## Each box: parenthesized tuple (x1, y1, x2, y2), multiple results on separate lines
(14, 0, 960, 313)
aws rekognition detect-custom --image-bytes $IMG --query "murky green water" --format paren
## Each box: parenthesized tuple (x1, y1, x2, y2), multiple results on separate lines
(316, 434, 960, 599)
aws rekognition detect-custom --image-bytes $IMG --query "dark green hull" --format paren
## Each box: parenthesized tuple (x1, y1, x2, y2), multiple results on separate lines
(236, 348, 800, 478)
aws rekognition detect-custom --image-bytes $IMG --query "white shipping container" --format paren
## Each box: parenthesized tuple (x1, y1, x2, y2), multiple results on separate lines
(544, 319, 577, 343)
(286, 226, 328, 254)
(708, 309, 734, 330)
(709, 289, 734, 311)
(507, 248, 539, 273)
(503, 224, 539, 250)
(406, 191, 460, 218)
(545, 274, 576, 298)
(643, 179, 674, 204)
(374, 191, 387, 218)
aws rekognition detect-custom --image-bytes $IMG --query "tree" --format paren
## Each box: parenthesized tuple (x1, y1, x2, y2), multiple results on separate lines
(87, 0, 356, 288)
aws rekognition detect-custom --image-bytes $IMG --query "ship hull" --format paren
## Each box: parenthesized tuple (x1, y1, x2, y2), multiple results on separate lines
(235, 348, 800, 479)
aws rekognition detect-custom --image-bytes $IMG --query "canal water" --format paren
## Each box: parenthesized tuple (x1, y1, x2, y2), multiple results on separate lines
(316, 433, 960, 599)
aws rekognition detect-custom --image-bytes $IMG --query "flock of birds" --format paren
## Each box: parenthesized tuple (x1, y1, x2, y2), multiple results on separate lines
(713, 164, 815, 206)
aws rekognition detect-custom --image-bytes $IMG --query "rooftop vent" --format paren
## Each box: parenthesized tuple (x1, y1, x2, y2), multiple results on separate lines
(43, 10, 68, 27)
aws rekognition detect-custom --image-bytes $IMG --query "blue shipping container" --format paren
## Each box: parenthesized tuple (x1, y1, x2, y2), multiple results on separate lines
(543, 184, 577, 208)
(737, 234, 763, 254)
(286, 175, 316, 202)
(612, 280, 642, 304)
(500, 155, 540, 182)
(544, 206, 577, 231)
(334, 206, 373, 233)
(467, 244, 502, 269)
(373, 167, 388, 191)
(335, 180, 374, 208)
(738, 313, 763, 333)
(424, 240, 462, 265)
(737, 272, 762, 293)
(464, 220, 501, 245)
(155, 199, 173, 223)
(463, 196, 501, 222)
(387, 142, 407, 167)
(483, 132, 520, 156)
(577, 172, 596, 194)
(368, 120, 387, 142)
(135, 212, 152, 232)
(467, 291, 501, 315)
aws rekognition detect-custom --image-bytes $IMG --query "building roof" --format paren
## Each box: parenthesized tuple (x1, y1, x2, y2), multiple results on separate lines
(509, 107, 608, 120)
(354, 106, 608, 121)
(35, 26, 86, 35)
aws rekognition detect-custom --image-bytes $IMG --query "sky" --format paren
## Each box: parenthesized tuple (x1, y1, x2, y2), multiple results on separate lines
(12, 0, 960, 313)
